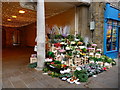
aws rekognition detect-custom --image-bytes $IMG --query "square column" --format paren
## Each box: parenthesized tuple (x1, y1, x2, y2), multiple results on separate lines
(36, 0, 45, 70)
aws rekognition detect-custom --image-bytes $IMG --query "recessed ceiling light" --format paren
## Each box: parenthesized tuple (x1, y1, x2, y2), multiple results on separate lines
(12, 15, 17, 18)
(19, 10, 25, 13)
(7, 19, 11, 21)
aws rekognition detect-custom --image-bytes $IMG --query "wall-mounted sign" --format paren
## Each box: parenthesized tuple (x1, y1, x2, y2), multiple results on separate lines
(90, 21, 95, 31)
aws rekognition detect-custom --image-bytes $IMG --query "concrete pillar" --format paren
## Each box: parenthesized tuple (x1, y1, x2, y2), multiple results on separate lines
(36, 0, 45, 70)
(77, 5, 90, 40)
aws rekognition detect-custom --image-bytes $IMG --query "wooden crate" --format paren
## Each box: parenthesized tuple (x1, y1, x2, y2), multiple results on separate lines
(30, 57, 37, 63)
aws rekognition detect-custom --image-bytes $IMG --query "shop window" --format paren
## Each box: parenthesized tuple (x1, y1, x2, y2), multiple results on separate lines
(106, 20, 118, 51)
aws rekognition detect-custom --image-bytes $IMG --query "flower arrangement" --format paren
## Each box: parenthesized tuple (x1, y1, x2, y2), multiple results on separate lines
(42, 34, 116, 84)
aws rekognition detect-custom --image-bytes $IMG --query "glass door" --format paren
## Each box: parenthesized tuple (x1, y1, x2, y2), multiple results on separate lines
(118, 22, 120, 53)
(106, 19, 118, 52)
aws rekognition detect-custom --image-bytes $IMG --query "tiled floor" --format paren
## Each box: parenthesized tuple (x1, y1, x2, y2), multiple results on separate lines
(2, 47, 119, 88)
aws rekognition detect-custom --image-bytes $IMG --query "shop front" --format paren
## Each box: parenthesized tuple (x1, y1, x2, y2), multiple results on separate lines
(104, 3, 120, 59)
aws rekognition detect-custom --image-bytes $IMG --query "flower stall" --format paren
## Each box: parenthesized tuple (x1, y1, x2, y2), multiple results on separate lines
(42, 33, 116, 84)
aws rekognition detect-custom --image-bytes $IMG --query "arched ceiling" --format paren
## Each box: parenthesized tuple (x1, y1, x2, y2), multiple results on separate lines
(1, 2, 88, 27)
(2, 2, 36, 27)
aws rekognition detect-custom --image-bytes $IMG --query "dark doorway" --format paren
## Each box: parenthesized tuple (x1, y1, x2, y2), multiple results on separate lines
(2, 29, 6, 48)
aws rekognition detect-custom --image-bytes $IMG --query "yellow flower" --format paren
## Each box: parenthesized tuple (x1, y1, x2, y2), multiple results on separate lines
(80, 52, 82, 55)
(82, 53, 86, 55)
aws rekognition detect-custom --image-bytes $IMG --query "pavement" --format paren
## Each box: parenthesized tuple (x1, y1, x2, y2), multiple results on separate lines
(2, 47, 119, 88)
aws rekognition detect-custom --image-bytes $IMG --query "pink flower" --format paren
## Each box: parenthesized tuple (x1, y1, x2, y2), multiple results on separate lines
(87, 48, 95, 50)
(50, 62, 55, 64)
(92, 44, 97, 46)
(56, 47, 61, 50)
(59, 49, 65, 53)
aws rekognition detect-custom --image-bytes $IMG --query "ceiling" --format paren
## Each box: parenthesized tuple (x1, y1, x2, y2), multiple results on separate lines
(45, 2, 75, 18)
(2, 2, 37, 27)
(1, 2, 88, 27)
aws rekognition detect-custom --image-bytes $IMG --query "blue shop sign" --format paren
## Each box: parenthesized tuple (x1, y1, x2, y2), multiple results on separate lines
(104, 3, 120, 59)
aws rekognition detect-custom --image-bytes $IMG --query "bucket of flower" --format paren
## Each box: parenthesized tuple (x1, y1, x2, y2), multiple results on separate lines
(48, 71, 61, 78)
(45, 60, 68, 73)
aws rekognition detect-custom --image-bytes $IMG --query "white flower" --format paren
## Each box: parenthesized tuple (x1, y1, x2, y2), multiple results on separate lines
(62, 77, 67, 81)
(75, 46, 78, 49)
(75, 38, 80, 41)
(104, 62, 110, 66)
(76, 55, 80, 58)
(96, 49, 102, 51)
(64, 68, 71, 73)
(79, 46, 86, 49)
(93, 75, 97, 77)
(89, 60, 94, 63)
(76, 67, 81, 71)
(60, 70, 65, 74)
(71, 41, 76, 44)
(57, 55, 60, 57)
(74, 79, 81, 84)
(45, 58, 53, 62)
(66, 47, 70, 50)
(60, 42, 65, 45)
(64, 43, 67, 45)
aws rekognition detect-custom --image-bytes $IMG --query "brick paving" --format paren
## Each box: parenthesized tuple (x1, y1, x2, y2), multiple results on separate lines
(2, 47, 119, 88)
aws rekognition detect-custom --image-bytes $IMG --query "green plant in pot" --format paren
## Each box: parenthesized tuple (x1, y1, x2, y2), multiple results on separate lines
(106, 58, 113, 63)
(43, 67, 49, 72)
(74, 70, 88, 82)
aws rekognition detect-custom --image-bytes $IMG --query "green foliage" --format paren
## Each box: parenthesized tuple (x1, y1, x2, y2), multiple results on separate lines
(87, 42, 91, 47)
(53, 60, 61, 64)
(74, 70, 88, 82)
(28, 62, 37, 68)
(97, 58, 103, 61)
(76, 35, 83, 42)
(106, 58, 113, 63)
(89, 56, 115, 64)
(67, 52, 72, 56)
(78, 73, 88, 82)
(101, 55, 113, 63)
(43, 67, 49, 72)
(50, 39, 58, 43)
(66, 35, 74, 41)
(59, 73, 73, 78)
(74, 70, 87, 78)
(54, 34, 62, 39)
(81, 48, 87, 53)
(47, 51, 55, 58)
(48, 72, 61, 77)
(89, 57, 98, 62)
